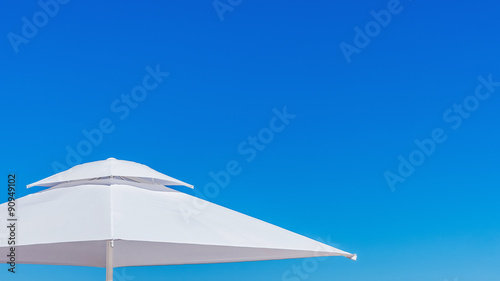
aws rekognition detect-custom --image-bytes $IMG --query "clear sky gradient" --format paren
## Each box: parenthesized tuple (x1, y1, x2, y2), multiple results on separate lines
(1, 0, 500, 280)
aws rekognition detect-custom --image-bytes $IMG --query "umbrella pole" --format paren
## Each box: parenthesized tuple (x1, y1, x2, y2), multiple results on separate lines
(106, 240, 114, 281)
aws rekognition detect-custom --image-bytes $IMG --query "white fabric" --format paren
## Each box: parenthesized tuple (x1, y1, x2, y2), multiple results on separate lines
(0, 159, 356, 267)
(26, 158, 193, 188)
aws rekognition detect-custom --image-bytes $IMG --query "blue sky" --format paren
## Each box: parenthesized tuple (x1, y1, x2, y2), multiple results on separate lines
(1, 0, 500, 280)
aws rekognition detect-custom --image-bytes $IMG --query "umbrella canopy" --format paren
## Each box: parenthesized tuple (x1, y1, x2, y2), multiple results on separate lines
(26, 157, 193, 188)
(0, 158, 356, 278)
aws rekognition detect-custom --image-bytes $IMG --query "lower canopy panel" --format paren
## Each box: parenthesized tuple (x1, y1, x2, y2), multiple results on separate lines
(0, 239, 345, 268)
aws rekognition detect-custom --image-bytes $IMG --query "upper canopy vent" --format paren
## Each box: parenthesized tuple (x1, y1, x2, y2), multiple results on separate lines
(27, 158, 193, 189)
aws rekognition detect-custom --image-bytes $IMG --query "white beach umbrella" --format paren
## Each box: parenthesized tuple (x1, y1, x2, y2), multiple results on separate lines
(0, 158, 356, 280)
